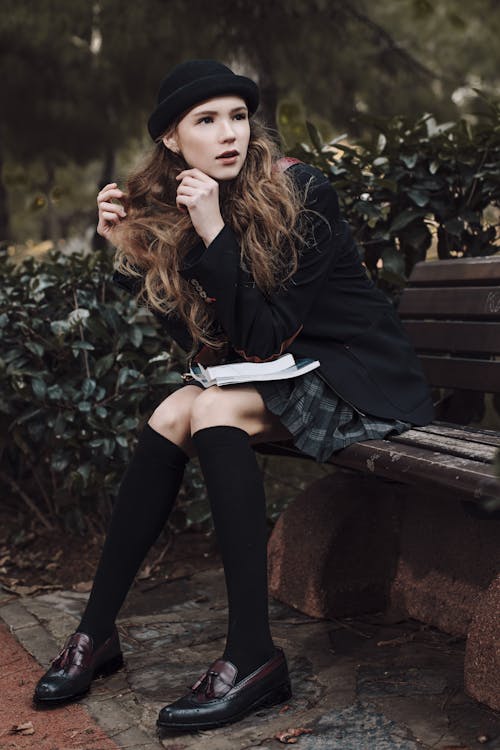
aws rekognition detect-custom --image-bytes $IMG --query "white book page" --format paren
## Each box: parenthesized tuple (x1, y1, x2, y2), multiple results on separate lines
(205, 353, 295, 379)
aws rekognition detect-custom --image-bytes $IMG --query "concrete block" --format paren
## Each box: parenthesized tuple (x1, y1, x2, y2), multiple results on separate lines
(389, 489, 500, 636)
(464, 573, 500, 712)
(268, 472, 401, 619)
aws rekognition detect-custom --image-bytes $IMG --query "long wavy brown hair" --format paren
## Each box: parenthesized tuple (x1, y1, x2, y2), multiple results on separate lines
(114, 119, 310, 359)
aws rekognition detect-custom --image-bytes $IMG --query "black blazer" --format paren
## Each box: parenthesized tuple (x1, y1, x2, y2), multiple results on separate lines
(113, 162, 434, 425)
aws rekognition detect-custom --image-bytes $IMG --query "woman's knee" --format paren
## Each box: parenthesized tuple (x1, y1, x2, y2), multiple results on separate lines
(148, 385, 201, 444)
(189, 385, 278, 437)
(190, 386, 241, 434)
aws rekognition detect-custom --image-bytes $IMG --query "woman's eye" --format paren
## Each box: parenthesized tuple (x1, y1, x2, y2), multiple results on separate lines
(234, 113, 247, 120)
(198, 116, 213, 124)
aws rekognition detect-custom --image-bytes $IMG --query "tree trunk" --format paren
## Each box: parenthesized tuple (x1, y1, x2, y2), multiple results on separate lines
(0, 144, 11, 245)
(43, 160, 61, 244)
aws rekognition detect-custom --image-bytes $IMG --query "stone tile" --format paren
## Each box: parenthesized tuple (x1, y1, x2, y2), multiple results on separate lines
(2, 565, 499, 750)
(367, 695, 461, 748)
(357, 665, 449, 697)
(296, 703, 420, 750)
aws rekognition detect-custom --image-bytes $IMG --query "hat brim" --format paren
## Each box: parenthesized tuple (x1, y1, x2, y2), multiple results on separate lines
(148, 74, 259, 140)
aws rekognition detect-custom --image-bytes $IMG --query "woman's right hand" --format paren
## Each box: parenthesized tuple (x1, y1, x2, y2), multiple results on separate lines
(96, 182, 127, 241)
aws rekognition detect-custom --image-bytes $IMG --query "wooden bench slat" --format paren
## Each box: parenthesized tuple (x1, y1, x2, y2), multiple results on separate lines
(413, 423, 500, 449)
(389, 429, 497, 463)
(399, 287, 500, 319)
(410, 258, 500, 285)
(403, 321, 500, 355)
(255, 439, 500, 501)
(419, 356, 500, 392)
(332, 441, 500, 500)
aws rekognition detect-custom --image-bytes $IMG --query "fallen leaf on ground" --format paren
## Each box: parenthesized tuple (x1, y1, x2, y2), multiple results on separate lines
(275, 726, 312, 743)
(10, 721, 35, 735)
(137, 564, 152, 580)
(377, 633, 416, 647)
(72, 580, 93, 593)
(7, 583, 44, 596)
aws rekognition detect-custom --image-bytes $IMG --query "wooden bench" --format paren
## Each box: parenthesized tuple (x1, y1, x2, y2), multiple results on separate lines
(255, 255, 500, 712)
(256, 255, 500, 506)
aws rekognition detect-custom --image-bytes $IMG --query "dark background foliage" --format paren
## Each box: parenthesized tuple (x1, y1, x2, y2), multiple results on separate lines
(1, 0, 499, 531)
(1, 103, 499, 531)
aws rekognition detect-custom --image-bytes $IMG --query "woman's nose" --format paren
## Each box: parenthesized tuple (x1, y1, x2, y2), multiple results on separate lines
(219, 119, 236, 139)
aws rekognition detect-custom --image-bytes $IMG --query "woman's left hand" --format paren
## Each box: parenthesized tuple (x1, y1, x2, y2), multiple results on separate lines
(175, 169, 225, 246)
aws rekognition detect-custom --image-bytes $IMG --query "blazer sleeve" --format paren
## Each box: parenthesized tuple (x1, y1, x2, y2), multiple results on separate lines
(178, 166, 341, 362)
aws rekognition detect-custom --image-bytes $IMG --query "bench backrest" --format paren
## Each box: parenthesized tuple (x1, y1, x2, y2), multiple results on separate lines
(399, 256, 500, 394)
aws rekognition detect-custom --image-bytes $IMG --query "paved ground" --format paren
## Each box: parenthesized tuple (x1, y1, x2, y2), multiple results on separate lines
(1, 566, 499, 750)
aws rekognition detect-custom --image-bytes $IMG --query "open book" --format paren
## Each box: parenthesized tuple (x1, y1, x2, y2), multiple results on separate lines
(186, 353, 320, 388)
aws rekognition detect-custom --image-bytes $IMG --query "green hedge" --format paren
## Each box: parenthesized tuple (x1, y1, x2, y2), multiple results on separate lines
(0, 250, 211, 533)
(288, 100, 500, 296)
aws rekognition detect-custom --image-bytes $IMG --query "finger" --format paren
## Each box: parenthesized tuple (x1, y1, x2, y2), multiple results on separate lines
(176, 185, 198, 196)
(176, 168, 212, 182)
(176, 196, 194, 212)
(97, 188, 125, 203)
(98, 201, 127, 215)
(177, 176, 208, 189)
(101, 211, 123, 222)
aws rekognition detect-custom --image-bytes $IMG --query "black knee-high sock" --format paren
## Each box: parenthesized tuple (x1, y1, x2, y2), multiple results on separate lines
(192, 425, 275, 682)
(77, 424, 188, 647)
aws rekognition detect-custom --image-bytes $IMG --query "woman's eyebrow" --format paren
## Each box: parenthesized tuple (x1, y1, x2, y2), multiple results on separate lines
(192, 106, 248, 116)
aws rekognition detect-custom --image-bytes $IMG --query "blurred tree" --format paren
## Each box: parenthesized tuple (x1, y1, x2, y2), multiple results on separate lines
(1, 0, 499, 243)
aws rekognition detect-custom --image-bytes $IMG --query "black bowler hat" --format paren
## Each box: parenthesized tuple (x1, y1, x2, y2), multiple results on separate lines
(147, 59, 259, 141)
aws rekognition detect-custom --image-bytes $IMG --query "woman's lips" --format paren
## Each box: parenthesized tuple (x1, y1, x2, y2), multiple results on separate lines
(216, 150, 239, 160)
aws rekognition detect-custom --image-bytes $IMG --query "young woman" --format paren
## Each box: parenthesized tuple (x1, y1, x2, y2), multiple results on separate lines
(33, 60, 433, 732)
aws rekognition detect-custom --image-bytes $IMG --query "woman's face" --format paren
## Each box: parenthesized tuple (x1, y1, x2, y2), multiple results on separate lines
(162, 95, 251, 181)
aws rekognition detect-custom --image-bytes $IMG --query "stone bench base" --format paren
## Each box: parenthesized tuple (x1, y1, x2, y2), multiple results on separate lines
(267, 471, 500, 712)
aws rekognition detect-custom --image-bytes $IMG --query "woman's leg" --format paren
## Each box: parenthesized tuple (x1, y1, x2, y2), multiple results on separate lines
(35, 385, 204, 703)
(189, 385, 293, 682)
(75, 385, 201, 647)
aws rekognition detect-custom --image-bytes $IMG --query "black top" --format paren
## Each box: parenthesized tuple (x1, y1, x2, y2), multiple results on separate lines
(113, 162, 434, 425)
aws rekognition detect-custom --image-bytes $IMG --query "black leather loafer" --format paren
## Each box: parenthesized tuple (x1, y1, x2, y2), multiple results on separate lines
(157, 647, 292, 733)
(33, 628, 123, 705)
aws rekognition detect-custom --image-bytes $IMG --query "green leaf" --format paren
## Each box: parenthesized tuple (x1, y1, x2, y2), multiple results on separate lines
(400, 153, 418, 169)
(381, 248, 406, 278)
(306, 120, 323, 152)
(94, 354, 115, 377)
(121, 416, 139, 430)
(129, 326, 143, 347)
(77, 463, 92, 481)
(149, 371, 183, 386)
(32, 378, 46, 399)
(388, 209, 427, 233)
(71, 340, 95, 351)
(47, 384, 64, 400)
(51, 453, 70, 472)
(82, 378, 96, 398)
(26, 341, 44, 358)
(407, 189, 430, 207)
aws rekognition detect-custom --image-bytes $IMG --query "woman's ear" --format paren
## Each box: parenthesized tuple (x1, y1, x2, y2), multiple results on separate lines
(162, 134, 180, 154)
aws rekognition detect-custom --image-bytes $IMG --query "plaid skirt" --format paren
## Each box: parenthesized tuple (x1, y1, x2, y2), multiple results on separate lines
(254, 371, 412, 463)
